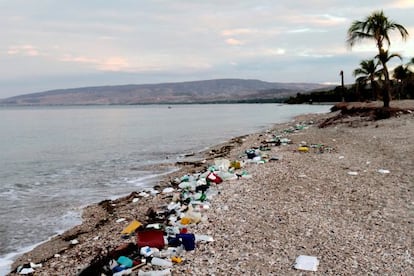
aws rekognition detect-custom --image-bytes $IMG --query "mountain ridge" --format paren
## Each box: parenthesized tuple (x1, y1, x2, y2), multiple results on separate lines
(0, 79, 331, 105)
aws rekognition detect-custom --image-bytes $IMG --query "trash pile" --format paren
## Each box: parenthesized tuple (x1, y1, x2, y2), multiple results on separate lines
(295, 141, 336, 154)
(261, 123, 311, 148)
(243, 122, 313, 164)
(14, 262, 42, 275)
(261, 133, 293, 148)
(12, 158, 252, 276)
(14, 121, 329, 275)
(63, 158, 251, 276)
(259, 122, 335, 155)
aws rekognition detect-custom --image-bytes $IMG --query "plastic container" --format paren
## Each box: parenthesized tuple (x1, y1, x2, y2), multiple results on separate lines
(151, 257, 173, 267)
(153, 246, 182, 258)
(298, 146, 309, 152)
(245, 149, 256, 159)
(177, 233, 196, 251)
(113, 268, 133, 276)
(121, 220, 142, 235)
(140, 246, 154, 257)
(117, 256, 133, 268)
(178, 181, 196, 190)
(183, 210, 202, 224)
(137, 229, 165, 249)
(206, 172, 223, 184)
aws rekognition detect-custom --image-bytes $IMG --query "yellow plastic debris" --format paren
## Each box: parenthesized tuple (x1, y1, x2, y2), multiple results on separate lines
(121, 220, 142, 235)
(180, 217, 191, 225)
(230, 160, 241, 169)
(298, 146, 309, 153)
(171, 256, 183, 263)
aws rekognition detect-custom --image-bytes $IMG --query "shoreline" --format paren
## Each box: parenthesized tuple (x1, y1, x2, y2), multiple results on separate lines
(6, 130, 255, 274)
(3, 108, 294, 274)
(0, 165, 182, 274)
(7, 101, 414, 275)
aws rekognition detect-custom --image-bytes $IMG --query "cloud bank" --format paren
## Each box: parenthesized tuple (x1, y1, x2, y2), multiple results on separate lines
(0, 0, 413, 97)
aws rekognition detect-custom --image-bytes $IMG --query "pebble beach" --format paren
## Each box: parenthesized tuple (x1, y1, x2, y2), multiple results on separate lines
(8, 101, 414, 275)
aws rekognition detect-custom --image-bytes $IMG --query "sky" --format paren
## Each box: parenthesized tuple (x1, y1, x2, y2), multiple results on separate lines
(0, 0, 413, 99)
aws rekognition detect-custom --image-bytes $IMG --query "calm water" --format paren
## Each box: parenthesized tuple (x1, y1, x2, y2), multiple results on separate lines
(0, 104, 331, 273)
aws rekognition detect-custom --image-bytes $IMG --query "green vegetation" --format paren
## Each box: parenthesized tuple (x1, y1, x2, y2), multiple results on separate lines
(287, 10, 413, 105)
(347, 10, 409, 107)
(353, 59, 380, 100)
(285, 87, 358, 104)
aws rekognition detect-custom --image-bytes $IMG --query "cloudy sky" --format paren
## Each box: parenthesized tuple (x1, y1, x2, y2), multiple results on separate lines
(0, 0, 413, 98)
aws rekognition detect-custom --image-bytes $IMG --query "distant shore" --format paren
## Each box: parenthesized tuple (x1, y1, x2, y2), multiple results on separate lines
(8, 100, 414, 275)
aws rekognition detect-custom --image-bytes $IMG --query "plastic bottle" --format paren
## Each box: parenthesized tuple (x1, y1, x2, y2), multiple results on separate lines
(113, 268, 133, 276)
(153, 249, 171, 258)
(160, 246, 184, 257)
(193, 192, 206, 201)
(150, 257, 173, 267)
(138, 268, 171, 276)
(178, 181, 195, 190)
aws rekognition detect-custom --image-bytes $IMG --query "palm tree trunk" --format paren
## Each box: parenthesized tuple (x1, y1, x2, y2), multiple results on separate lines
(370, 76, 376, 101)
(382, 86, 390, 107)
(378, 46, 391, 107)
(382, 64, 391, 107)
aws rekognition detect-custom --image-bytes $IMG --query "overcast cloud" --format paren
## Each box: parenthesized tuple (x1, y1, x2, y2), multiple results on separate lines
(0, 0, 413, 98)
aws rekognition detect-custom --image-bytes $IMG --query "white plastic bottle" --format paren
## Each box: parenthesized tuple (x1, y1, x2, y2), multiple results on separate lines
(138, 268, 171, 276)
(150, 257, 173, 267)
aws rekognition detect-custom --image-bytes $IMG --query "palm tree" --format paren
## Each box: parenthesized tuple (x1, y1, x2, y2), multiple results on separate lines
(393, 64, 410, 99)
(376, 50, 403, 98)
(408, 58, 414, 99)
(408, 57, 414, 72)
(394, 57, 414, 99)
(353, 59, 379, 100)
(347, 10, 409, 107)
(376, 50, 402, 75)
(393, 65, 408, 81)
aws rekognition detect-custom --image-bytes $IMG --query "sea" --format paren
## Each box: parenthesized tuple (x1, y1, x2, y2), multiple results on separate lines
(0, 104, 331, 274)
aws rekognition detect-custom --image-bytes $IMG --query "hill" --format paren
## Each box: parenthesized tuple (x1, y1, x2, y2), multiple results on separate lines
(0, 79, 330, 105)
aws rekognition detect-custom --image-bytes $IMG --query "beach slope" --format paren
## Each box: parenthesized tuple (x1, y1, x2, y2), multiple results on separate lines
(9, 101, 414, 275)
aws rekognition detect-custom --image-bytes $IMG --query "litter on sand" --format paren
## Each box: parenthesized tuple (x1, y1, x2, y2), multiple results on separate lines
(377, 169, 390, 174)
(293, 255, 319, 271)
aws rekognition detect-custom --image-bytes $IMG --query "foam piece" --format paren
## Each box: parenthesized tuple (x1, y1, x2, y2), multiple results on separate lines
(294, 255, 319, 271)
